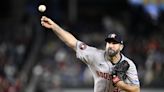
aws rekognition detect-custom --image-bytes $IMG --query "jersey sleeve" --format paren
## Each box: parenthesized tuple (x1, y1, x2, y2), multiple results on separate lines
(75, 41, 97, 64)
(126, 61, 140, 86)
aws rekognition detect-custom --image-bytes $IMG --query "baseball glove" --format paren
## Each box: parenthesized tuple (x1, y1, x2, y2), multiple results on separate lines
(112, 60, 130, 85)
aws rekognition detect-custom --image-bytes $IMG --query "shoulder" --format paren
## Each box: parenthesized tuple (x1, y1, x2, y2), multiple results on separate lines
(121, 54, 137, 67)
(76, 40, 104, 53)
(75, 40, 105, 64)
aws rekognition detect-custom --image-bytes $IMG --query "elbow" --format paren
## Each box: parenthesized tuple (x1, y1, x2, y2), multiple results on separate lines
(65, 39, 77, 51)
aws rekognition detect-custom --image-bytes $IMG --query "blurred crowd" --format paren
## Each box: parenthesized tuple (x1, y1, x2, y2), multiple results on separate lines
(1, 0, 164, 92)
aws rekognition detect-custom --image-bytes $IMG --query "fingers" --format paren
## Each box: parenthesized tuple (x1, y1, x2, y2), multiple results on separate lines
(41, 16, 45, 25)
(41, 16, 54, 24)
(40, 16, 56, 29)
(41, 16, 49, 26)
(41, 16, 48, 22)
(41, 16, 47, 21)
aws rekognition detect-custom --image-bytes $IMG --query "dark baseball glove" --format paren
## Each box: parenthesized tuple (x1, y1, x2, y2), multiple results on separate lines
(112, 60, 130, 85)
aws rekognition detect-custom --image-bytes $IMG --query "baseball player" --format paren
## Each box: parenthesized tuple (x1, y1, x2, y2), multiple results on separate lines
(41, 16, 140, 92)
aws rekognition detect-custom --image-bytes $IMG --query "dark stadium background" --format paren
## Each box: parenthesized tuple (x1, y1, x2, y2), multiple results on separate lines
(0, 0, 164, 92)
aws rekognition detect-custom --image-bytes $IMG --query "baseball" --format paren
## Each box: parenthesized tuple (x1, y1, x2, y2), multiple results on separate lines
(38, 5, 46, 12)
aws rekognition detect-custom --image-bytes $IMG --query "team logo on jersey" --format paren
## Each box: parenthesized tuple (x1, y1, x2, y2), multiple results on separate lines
(96, 71, 112, 80)
(79, 43, 87, 50)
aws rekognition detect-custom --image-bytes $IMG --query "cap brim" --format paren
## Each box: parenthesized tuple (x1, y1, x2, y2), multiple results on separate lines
(105, 38, 121, 44)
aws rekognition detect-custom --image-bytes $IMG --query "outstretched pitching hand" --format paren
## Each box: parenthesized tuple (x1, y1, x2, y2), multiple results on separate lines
(41, 16, 56, 29)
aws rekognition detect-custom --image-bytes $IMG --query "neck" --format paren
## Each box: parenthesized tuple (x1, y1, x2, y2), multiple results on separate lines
(107, 53, 121, 64)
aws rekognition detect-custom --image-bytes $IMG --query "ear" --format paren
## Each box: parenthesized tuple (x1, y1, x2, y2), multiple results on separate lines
(119, 44, 124, 51)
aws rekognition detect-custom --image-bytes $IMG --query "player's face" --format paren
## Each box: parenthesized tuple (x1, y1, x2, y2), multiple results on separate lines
(105, 42, 122, 57)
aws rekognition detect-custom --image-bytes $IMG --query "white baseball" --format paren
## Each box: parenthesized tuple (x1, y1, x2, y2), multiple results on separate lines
(38, 5, 46, 12)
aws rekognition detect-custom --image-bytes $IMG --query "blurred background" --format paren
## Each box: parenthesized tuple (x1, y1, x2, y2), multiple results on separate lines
(0, 0, 164, 92)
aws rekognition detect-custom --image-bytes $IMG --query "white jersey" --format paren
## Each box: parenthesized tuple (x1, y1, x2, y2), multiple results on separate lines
(76, 41, 140, 92)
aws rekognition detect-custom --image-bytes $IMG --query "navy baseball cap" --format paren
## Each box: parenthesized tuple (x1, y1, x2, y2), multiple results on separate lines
(105, 33, 123, 44)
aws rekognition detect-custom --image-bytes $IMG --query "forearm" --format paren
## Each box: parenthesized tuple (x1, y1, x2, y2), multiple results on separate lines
(116, 81, 140, 92)
(51, 23, 77, 50)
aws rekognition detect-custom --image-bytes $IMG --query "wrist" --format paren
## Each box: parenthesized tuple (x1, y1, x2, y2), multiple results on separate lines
(112, 75, 121, 85)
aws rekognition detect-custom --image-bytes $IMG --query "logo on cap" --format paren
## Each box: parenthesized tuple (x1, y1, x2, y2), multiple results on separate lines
(105, 33, 123, 44)
(110, 33, 116, 38)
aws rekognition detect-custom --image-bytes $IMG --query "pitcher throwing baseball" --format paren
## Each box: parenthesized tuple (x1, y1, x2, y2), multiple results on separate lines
(41, 16, 140, 92)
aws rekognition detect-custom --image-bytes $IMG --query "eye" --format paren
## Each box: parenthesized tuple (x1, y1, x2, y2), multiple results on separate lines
(107, 40, 119, 44)
(108, 41, 118, 44)
(112, 42, 118, 44)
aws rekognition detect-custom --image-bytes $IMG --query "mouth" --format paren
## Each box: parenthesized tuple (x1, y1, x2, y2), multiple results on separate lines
(108, 49, 114, 53)
(106, 48, 117, 57)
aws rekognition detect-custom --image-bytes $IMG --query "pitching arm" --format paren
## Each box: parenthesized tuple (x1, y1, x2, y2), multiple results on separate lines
(41, 16, 78, 51)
